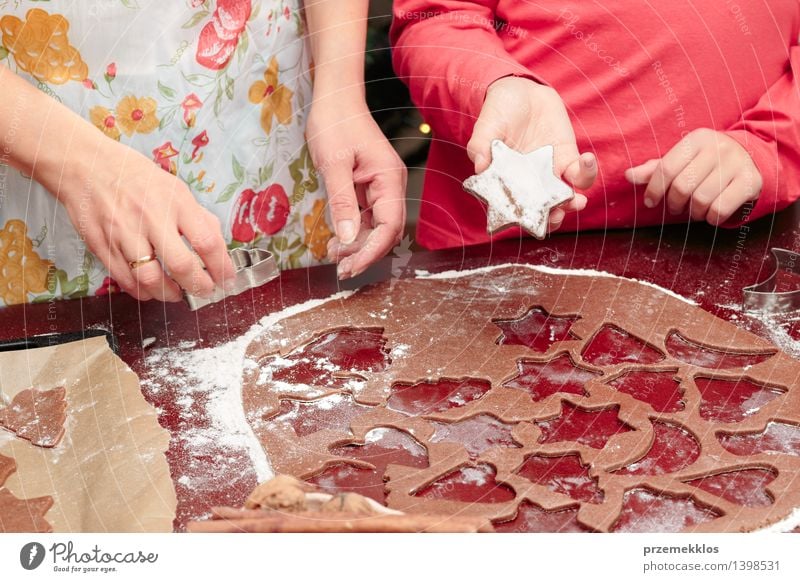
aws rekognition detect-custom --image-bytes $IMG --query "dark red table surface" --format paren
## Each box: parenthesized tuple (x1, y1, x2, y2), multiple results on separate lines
(1, 204, 798, 531)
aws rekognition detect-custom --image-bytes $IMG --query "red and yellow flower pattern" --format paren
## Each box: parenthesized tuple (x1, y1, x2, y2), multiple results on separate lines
(0, 9, 88, 84)
(0, 220, 54, 305)
(248, 57, 294, 135)
(0, 1, 326, 305)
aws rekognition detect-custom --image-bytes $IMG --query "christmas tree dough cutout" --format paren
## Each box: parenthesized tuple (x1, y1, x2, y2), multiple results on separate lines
(463, 140, 574, 239)
(0, 386, 67, 448)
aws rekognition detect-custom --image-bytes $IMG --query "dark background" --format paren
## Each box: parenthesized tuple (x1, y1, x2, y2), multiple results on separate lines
(365, 1, 428, 243)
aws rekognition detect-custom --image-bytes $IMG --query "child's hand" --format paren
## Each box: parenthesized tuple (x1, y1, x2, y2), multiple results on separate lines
(306, 101, 407, 280)
(625, 129, 763, 225)
(467, 76, 595, 232)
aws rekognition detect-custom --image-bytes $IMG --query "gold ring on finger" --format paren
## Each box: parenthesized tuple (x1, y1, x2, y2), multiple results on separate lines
(128, 254, 158, 270)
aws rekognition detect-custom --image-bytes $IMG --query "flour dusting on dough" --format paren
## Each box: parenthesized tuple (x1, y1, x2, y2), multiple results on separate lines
(417, 263, 697, 305)
(715, 302, 800, 359)
(139, 268, 800, 531)
(755, 505, 800, 533)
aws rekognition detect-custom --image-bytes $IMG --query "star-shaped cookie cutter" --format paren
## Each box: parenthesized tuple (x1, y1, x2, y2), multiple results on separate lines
(462, 140, 575, 239)
(183, 247, 280, 311)
(742, 248, 800, 315)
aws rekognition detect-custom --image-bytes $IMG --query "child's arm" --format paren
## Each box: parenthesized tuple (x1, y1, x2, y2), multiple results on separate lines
(626, 46, 800, 226)
(391, 1, 594, 233)
(305, 0, 406, 279)
(390, 0, 532, 147)
(468, 77, 595, 231)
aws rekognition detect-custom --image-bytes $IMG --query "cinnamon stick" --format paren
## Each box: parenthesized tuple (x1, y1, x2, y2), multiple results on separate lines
(188, 510, 493, 533)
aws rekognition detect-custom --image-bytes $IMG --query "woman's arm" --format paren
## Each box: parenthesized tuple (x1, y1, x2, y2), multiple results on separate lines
(304, 0, 407, 279)
(0, 64, 234, 301)
(0, 63, 96, 186)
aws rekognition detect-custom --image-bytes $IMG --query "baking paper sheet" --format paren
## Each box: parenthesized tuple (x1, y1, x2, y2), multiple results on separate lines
(0, 335, 176, 532)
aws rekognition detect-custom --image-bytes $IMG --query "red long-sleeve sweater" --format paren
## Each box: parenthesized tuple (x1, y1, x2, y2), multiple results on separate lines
(391, 0, 800, 249)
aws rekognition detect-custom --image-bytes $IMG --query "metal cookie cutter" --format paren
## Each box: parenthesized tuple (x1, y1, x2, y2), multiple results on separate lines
(184, 248, 279, 311)
(742, 248, 800, 315)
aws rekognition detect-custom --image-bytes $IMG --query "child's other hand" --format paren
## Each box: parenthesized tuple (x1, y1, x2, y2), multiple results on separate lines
(625, 129, 763, 225)
(306, 101, 407, 280)
(467, 76, 595, 232)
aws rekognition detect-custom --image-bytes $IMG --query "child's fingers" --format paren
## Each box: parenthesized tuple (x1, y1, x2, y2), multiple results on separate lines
(643, 145, 695, 209)
(625, 159, 659, 186)
(548, 194, 586, 234)
(467, 113, 506, 174)
(548, 207, 566, 232)
(560, 193, 588, 213)
(665, 154, 714, 215)
(562, 152, 597, 190)
(689, 170, 731, 221)
(320, 163, 361, 246)
(705, 178, 758, 226)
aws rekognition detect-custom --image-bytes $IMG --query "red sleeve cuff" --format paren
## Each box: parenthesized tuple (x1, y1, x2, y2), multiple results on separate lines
(458, 63, 540, 128)
(440, 52, 537, 144)
(722, 129, 781, 227)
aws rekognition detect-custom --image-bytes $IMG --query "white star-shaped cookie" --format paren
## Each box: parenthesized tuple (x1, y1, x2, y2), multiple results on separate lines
(463, 140, 575, 239)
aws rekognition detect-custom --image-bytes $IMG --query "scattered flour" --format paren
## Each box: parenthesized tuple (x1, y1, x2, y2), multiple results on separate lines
(391, 344, 410, 358)
(135, 266, 800, 532)
(458, 466, 490, 486)
(716, 302, 800, 360)
(312, 393, 345, 411)
(364, 427, 392, 443)
(755, 506, 800, 533)
(417, 263, 697, 305)
(140, 291, 354, 486)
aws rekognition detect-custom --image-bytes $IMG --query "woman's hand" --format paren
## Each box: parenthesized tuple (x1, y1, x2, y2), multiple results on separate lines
(304, 0, 407, 280)
(0, 65, 235, 302)
(306, 99, 407, 280)
(467, 76, 595, 231)
(625, 128, 763, 225)
(58, 140, 236, 302)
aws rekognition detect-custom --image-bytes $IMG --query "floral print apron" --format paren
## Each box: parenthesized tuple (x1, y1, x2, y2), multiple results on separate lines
(0, 0, 330, 305)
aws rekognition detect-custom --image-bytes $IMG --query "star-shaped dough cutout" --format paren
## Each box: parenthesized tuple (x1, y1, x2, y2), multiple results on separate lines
(463, 140, 575, 239)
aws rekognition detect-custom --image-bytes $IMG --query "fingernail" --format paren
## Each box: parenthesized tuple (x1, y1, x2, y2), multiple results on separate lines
(668, 206, 682, 215)
(644, 197, 656, 209)
(337, 259, 352, 280)
(337, 220, 356, 245)
(549, 209, 565, 224)
(223, 278, 236, 292)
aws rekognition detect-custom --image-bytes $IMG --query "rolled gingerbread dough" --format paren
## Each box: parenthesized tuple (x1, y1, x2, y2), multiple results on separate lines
(241, 265, 800, 533)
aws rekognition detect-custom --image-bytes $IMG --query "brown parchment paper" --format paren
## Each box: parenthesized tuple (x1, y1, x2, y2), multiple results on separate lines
(0, 335, 176, 532)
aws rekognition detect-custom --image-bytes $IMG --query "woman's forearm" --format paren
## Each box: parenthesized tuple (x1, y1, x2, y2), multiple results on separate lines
(0, 64, 106, 201)
(304, 0, 369, 104)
